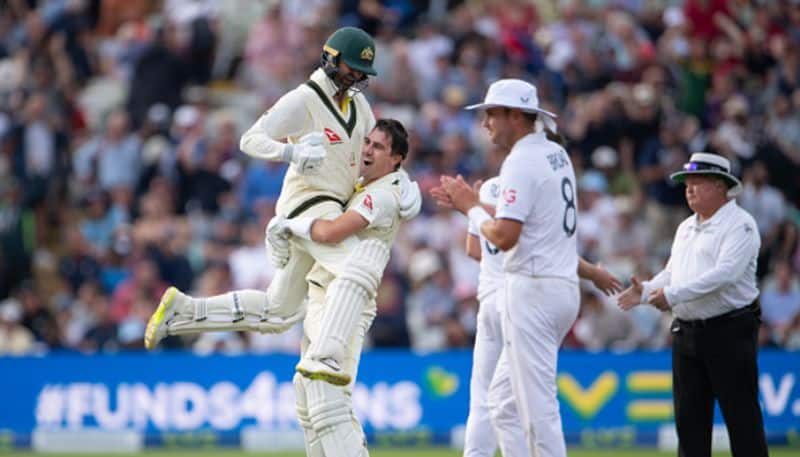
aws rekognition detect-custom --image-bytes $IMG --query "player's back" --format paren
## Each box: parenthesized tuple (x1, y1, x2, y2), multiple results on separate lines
(495, 131, 578, 281)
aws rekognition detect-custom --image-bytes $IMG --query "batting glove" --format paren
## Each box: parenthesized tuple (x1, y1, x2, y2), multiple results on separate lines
(266, 216, 291, 269)
(284, 132, 326, 175)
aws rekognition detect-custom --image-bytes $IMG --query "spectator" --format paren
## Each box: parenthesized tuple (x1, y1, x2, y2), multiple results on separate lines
(109, 256, 168, 323)
(0, 178, 34, 298)
(72, 109, 142, 192)
(406, 248, 455, 351)
(0, 298, 35, 355)
(638, 119, 690, 251)
(739, 161, 787, 277)
(598, 196, 649, 280)
(126, 22, 188, 128)
(79, 190, 124, 255)
(576, 170, 616, 261)
(760, 260, 800, 344)
(369, 270, 411, 348)
(58, 227, 102, 294)
(7, 91, 67, 207)
(18, 283, 61, 349)
(80, 293, 119, 353)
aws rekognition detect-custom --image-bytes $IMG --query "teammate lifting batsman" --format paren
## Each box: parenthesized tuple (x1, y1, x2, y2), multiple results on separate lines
(144, 27, 422, 380)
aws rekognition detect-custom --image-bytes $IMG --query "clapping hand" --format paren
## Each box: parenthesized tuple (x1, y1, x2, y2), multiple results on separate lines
(435, 175, 480, 214)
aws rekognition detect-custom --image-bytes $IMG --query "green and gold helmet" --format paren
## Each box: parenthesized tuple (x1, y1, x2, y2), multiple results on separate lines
(322, 26, 377, 76)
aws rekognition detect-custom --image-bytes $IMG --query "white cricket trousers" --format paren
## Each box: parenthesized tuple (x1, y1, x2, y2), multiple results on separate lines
(492, 273, 579, 457)
(465, 287, 528, 457)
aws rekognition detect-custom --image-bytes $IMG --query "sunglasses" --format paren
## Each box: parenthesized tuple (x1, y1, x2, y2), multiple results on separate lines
(682, 162, 727, 173)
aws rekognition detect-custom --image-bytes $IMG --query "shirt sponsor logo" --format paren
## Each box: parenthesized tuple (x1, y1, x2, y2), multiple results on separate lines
(363, 194, 373, 211)
(503, 189, 517, 204)
(324, 127, 343, 144)
(490, 183, 500, 199)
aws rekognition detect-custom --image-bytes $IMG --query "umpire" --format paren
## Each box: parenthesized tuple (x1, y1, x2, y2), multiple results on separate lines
(619, 152, 768, 457)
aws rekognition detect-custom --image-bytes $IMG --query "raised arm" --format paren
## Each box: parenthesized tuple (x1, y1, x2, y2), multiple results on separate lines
(239, 90, 311, 161)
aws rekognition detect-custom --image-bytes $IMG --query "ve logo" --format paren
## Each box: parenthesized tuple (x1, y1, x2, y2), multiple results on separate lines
(424, 366, 459, 398)
(558, 371, 619, 419)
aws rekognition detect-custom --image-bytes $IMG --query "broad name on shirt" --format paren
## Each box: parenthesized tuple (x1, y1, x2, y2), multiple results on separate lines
(546, 149, 569, 171)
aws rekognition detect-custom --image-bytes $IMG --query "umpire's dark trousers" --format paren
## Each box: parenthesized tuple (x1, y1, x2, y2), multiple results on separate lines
(671, 304, 769, 457)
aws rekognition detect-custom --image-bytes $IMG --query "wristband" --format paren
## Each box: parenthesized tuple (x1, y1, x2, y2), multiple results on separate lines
(467, 206, 492, 233)
(287, 217, 314, 241)
(281, 143, 294, 163)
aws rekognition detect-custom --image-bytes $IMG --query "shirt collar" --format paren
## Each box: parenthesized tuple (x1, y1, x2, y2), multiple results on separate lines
(511, 131, 547, 152)
(357, 171, 402, 192)
(310, 68, 347, 98)
(691, 199, 737, 228)
(523, 131, 547, 143)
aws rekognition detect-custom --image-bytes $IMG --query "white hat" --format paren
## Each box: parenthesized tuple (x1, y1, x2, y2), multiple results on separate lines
(465, 79, 558, 132)
(479, 177, 501, 206)
(670, 152, 743, 196)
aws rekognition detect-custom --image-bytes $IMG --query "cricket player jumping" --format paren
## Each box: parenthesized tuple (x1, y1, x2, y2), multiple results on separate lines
(143, 28, 421, 376)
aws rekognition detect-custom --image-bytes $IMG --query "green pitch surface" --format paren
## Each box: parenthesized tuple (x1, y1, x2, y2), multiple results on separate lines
(1, 449, 797, 457)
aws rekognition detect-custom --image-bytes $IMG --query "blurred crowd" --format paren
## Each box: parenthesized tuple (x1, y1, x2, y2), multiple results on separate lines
(1, 0, 800, 356)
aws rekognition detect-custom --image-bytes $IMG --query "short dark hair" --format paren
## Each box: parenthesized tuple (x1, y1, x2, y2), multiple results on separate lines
(373, 118, 409, 170)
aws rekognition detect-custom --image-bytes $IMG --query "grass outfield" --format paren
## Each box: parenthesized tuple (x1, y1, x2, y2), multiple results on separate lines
(0, 449, 797, 456)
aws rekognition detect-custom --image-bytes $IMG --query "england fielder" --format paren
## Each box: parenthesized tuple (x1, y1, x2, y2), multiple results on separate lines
(267, 119, 411, 457)
(434, 177, 621, 457)
(440, 79, 582, 457)
(144, 26, 421, 375)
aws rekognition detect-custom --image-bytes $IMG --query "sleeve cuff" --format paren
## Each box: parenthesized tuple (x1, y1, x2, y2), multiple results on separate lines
(467, 206, 492, 233)
(287, 217, 314, 240)
(663, 286, 677, 308)
(281, 143, 294, 163)
(640, 281, 650, 304)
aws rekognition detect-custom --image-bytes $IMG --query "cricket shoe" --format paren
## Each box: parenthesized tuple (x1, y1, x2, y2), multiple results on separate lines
(144, 286, 191, 350)
(296, 356, 351, 386)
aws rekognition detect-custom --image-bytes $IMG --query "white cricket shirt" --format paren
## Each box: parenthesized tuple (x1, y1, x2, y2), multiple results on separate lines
(641, 199, 761, 320)
(494, 131, 579, 281)
(348, 171, 402, 246)
(469, 178, 504, 300)
(305, 171, 402, 295)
